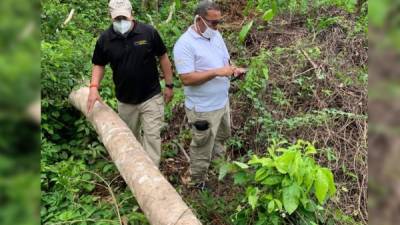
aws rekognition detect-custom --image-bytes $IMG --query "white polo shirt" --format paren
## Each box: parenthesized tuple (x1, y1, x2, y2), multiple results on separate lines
(173, 26, 230, 112)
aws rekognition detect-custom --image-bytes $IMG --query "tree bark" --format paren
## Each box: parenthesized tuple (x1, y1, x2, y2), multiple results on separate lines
(69, 86, 202, 225)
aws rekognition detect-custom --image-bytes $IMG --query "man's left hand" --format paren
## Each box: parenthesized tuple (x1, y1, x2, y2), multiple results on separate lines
(164, 88, 174, 104)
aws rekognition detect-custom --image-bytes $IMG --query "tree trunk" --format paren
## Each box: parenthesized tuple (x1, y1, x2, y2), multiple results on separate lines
(69, 86, 202, 225)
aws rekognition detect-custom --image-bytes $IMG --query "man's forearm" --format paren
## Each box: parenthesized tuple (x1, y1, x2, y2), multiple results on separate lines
(91, 65, 105, 87)
(159, 54, 173, 85)
(180, 70, 217, 86)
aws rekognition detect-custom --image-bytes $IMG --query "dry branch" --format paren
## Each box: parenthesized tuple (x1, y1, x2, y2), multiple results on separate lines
(63, 9, 75, 27)
(300, 49, 319, 70)
(172, 140, 190, 162)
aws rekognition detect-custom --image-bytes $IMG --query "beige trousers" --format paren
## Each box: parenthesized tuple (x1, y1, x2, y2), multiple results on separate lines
(117, 93, 164, 166)
(185, 102, 231, 182)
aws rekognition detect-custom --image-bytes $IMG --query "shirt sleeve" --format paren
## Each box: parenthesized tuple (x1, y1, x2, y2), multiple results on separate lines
(173, 40, 195, 75)
(223, 41, 230, 60)
(152, 29, 167, 56)
(91, 37, 109, 66)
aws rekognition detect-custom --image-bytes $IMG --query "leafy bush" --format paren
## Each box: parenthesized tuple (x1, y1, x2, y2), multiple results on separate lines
(240, 49, 270, 112)
(40, 0, 201, 223)
(219, 140, 337, 225)
(40, 0, 367, 224)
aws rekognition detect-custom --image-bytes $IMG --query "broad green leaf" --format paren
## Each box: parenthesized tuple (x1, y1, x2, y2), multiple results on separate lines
(234, 161, 249, 169)
(289, 152, 302, 177)
(58, 210, 79, 220)
(300, 195, 315, 212)
(282, 183, 301, 214)
(305, 144, 317, 155)
(304, 167, 315, 192)
(262, 193, 273, 200)
(102, 164, 114, 173)
(249, 194, 258, 210)
(274, 199, 283, 210)
(268, 145, 277, 159)
(255, 167, 269, 181)
(320, 168, 336, 196)
(247, 187, 259, 210)
(314, 168, 329, 204)
(248, 156, 274, 167)
(233, 171, 249, 185)
(262, 175, 282, 185)
(275, 151, 296, 174)
(282, 176, 292, 187)
(239, 20, 254, 43)
(248, 155, 261, 165)
(268, 200, 275, 213)
(218, 163, 230, 181)
(262, 9, 274, 22)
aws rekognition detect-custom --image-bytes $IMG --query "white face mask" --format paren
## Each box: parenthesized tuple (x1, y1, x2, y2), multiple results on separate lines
(194, 15, 217, 39)
(113, 20, 132, 35)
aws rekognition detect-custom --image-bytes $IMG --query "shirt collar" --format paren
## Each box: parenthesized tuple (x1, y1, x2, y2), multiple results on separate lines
(188, 26, 204, 39)
(109, 20, 143, 40)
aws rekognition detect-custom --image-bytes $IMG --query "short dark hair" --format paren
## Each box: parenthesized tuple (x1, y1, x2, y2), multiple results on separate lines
(194, 0, 221, 17)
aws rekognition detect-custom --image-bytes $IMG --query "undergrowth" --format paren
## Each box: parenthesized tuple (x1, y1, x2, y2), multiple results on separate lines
(41, 0, 367, 224)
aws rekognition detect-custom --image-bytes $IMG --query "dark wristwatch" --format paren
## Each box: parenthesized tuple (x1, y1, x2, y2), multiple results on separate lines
(165, 83, 174, 89)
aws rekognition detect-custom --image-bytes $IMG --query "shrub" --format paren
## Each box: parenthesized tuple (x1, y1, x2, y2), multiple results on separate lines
(219, 140, 337, 225)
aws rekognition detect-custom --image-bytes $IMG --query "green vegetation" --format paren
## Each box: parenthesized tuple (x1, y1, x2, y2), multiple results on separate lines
(219, 140, 337, 224)
(40, 0, 367, 224)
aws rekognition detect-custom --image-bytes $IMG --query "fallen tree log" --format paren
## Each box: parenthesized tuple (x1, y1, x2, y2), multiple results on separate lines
(69, 86, 202, 225)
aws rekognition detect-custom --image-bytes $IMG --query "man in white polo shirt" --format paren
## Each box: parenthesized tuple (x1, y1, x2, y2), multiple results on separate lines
(173, 0, 246, 189)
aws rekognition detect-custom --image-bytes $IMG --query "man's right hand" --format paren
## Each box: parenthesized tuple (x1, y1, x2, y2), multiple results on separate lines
(87, 87, 102, 113)
(215, 65, 235, 77)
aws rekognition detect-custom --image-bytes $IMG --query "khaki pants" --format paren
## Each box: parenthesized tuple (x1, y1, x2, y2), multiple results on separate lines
(185, 102, 231, 182)
(118, 93, 164, 166)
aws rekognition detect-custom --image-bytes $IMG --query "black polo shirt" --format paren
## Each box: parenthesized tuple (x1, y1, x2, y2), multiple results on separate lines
(92, 21, 167, 104)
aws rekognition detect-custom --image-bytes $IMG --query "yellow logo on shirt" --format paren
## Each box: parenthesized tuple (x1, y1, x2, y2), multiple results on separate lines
(135, 40, 148, 46)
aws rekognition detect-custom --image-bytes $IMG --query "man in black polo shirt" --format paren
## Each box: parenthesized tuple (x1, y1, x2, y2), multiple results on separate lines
(87, 0, 174, 166)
